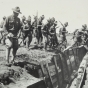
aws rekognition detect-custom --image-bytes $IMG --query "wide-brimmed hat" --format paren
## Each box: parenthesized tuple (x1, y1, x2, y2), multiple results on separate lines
(12, 7, 21, 14)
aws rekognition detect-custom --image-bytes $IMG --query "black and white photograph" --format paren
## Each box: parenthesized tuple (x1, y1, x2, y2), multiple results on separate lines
(0, 0, 88, 88)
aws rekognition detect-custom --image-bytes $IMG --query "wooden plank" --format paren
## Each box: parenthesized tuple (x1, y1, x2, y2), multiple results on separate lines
(40, 61, 51, 88)
(53, 55, 62, 88)
(59, 53, 70, 81)
(46, 59, 59, 88)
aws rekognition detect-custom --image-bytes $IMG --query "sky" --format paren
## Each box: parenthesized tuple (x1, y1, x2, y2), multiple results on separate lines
(0, 0, 88, 33)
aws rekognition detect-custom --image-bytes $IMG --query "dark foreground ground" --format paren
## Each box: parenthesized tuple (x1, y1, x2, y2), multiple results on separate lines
(0, 34, 73, 88)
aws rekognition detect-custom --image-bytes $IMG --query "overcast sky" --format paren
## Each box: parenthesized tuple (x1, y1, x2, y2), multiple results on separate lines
(0, 0, 88, 33)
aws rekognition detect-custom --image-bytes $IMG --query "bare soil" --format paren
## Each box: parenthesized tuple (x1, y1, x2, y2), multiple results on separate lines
(0, 34, 73, 88)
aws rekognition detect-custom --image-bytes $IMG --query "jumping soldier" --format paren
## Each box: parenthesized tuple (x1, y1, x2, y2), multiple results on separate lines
(75, 24, 88, 46)
(59, 22, 68, 47)
(81, 24, 88, 45)
(73, 29, 83, 46)
(3, 6, 22, 66)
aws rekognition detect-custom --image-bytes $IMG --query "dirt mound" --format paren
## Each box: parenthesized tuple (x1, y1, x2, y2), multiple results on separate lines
(0, 45, 56, 88)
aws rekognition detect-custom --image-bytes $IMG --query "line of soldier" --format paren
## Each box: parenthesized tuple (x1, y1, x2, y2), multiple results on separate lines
(0, 12, 69, 50)
(0, 6, 70, 66)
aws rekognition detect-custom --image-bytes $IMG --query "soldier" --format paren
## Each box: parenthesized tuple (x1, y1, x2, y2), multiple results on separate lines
(32, 16, 38, 44)
(48, 24, 56, 48)
(42, 22, 49, 50)
(21, 15, 26, 39)
(73, 28, 85, 46)
(42, 18, 53, 50)
(37, 16, 44, 46)
(3, 7, 22, 66)
(22, 16, 32, 49)
(81, 24, 88, 45)
(0, 16, 6, 44)
(59, 22, 68, 46)
(53, 21, 59, 47)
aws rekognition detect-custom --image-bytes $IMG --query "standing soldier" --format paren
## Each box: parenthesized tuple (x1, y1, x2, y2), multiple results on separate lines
(59, 22, 68, 47)
(3, 7, 22, 66)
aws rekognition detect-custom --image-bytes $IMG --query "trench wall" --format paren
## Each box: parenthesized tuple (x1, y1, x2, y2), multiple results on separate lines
(38, 46, 87, 88)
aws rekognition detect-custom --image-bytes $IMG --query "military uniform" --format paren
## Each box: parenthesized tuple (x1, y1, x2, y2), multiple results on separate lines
(3, 6, 22, 65)
(32, 20, 37, 37)
(42, 23, 49, 49)
(4, 15, 22, 49)
(59, 26, 67, 43)
(37, 19, 43, 44)
(22, 20, 32, 48)
(48, 25, 56, 47)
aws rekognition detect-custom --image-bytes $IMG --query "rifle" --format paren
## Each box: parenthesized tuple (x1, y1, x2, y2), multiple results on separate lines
(59, 21, 64, 27)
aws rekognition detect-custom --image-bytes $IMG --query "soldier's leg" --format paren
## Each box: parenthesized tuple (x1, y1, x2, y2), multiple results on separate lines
(36, 36, 39, 45)
(2, 36, 6, 45)
(5, 38, 12, 64)
(0, 32, 3, 43)
(43, 35, 47, 50)
(6, 48, 11, 63)
(40, 33, 43, 45)
(11, 38, 18, 63)
(29, 34, 32, 46)
(23, 32, 28, 45)
(34, 29, 38, 44)
(26, 37, 29, 48)
(55, 35, 59, 46)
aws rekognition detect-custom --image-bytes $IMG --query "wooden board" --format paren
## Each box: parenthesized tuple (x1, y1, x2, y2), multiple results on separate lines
(46, 57, 59, 88)
(53, 55, 63, 88)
